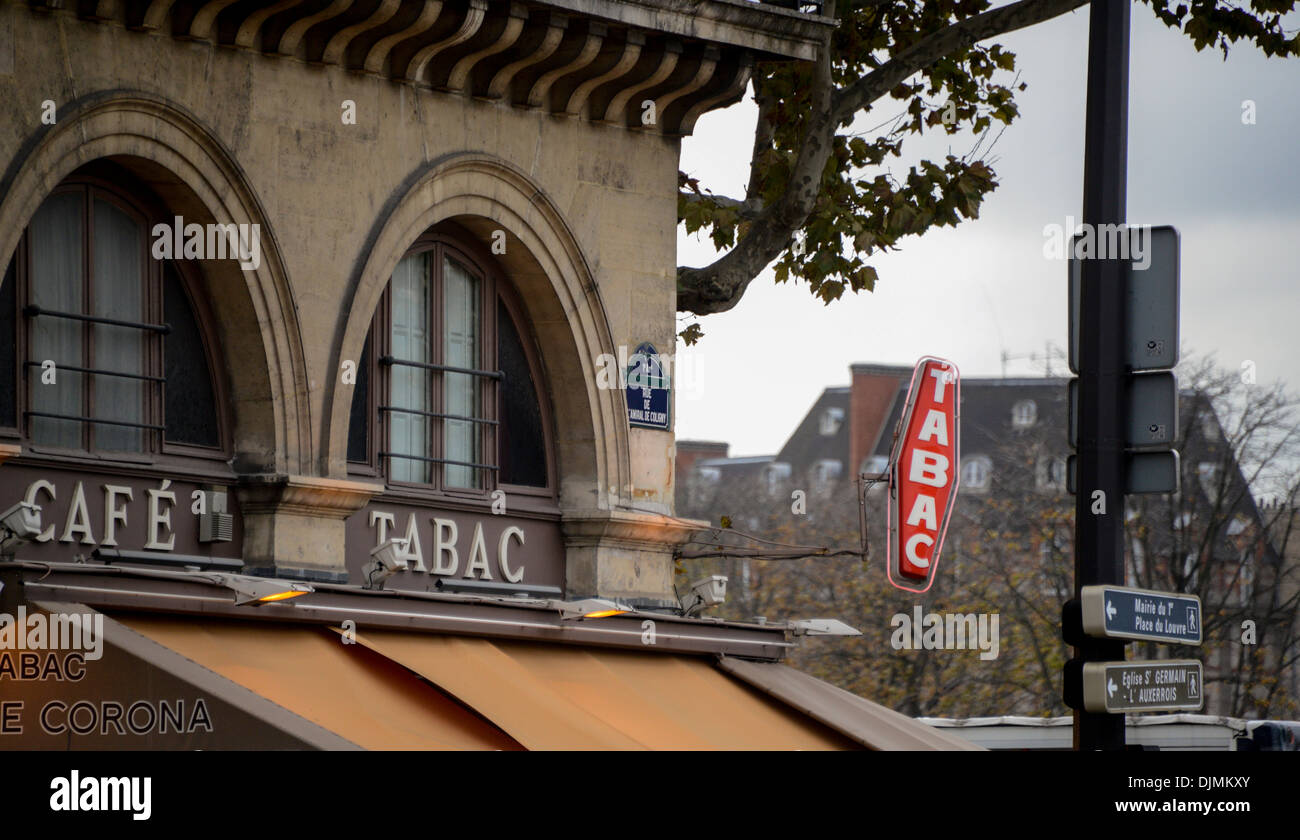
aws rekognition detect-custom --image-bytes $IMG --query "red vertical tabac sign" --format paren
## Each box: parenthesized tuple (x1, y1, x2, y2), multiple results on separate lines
(886, 357, 960, 593)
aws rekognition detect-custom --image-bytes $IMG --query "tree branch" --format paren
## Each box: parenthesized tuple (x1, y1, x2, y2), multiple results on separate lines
(676, 0, 1091, 316)
(833, 0, 1090, 124)
(677, 2, 838, 314)
(746, 83, 776, 204)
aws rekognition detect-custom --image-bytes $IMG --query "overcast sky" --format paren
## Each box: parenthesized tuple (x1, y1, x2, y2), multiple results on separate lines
(674, 5, 1300, 457)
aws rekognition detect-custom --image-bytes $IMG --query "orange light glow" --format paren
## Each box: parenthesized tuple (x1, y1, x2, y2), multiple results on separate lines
(257, 590, 309, 603)
(582, 609, 628, 619)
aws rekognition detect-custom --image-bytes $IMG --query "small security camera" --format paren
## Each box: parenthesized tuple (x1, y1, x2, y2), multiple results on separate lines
(362, 538, 408, 589)
(0, 501, 42, 555)
(680, 574, 727, 617)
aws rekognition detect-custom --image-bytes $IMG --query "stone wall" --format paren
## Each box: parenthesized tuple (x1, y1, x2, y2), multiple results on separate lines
(0, 2, 702, 601)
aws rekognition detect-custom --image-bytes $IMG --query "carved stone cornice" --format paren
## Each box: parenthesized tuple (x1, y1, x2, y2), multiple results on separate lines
(561, 508, 706, 550)
(236, 473, 384, 519)
(30, 0, 835, 136)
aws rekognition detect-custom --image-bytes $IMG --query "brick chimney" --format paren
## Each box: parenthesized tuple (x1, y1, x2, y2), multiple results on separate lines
(849, 363, 911, 476)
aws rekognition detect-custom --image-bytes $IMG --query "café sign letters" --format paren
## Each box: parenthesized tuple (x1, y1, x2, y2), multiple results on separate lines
(5, 465, 241, 562)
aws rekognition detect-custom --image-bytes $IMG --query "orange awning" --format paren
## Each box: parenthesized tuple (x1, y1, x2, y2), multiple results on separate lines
(351, 630, 859, 750)
(114, 614, 520, 751)
(716, 655, 985, 750)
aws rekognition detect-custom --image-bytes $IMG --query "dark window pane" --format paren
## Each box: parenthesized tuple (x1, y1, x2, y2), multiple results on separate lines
(164, 265, 219, 447)
(348, 331, 371, 463)
(92, 198, 145, 452)
(0, 259, 15, 427)
(29, 191, 85, 448)
(498, 300, 547, 487)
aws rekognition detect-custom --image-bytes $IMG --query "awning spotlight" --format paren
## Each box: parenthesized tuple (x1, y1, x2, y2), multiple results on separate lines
(209, 573, 314, 606)
(554, 598, 632, 620)
(788, 618, 862, 637)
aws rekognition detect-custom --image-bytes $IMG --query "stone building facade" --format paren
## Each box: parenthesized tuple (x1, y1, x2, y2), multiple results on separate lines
(0, 0, 830, 605)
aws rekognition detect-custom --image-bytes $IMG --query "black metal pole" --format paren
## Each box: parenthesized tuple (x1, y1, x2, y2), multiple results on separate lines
(1073, 0, 1130, 751)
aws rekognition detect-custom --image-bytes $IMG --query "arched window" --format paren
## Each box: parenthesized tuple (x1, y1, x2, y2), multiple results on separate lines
(348, 225, 552, 494)
(1, 172, 225, 457)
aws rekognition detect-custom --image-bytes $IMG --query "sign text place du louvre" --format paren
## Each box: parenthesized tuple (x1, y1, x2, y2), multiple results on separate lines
(1081, 585, 1202, 646)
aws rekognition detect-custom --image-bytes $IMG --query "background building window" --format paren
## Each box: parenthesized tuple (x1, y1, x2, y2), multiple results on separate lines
(1197, 461, 1220, 500)
(1182, 552, 1199, 590)
(812, 458, 842, 488)
(1012, 399, 1037, 428)
(1037, 455, 1067, 491)
(961, 455, 992, 490)
(819, 406, 844, 436)
(863, 454, 889, 475)
(1239, 555, 1254, 606)
(695, 466, 722, 485)
(1199, 407, 1219, 443)
(763, 461, 791, 495)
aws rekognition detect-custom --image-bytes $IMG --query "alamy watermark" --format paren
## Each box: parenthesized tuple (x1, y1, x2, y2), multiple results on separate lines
(150, 216, 261, 271)
(0, 607, 103, 661)
(1042, 216, 1152, 271)
(50, 771, 151, 821)
(890, 606, 1000, 660)
(594, 344, 703, 398)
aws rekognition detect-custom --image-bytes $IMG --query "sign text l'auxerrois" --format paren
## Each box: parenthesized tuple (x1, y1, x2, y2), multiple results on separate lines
(887, 357, 960, 593)
(1082, 660, 1204, 713)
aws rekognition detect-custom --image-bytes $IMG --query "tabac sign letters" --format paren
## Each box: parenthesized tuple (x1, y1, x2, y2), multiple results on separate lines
(886, 357, 960, 593)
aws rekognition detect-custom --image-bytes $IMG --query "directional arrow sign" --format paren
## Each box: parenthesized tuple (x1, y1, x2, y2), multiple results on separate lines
(1082, 660, 1203, 713)
(1081, 585, 1202, 645)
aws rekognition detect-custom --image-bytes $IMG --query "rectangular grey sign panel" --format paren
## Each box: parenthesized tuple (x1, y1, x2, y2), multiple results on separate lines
(1081, 585, 1202, 644)
(1069, 225, 1180, 374)
(1083, 660, 1203, 713)
(1127, 450, 1180, 494)
(1126, 372, 1178, 448)
(1127, 226, 1180, 371)
(1069, 374, 1178, 450)
(1067, 451, 1179, 495)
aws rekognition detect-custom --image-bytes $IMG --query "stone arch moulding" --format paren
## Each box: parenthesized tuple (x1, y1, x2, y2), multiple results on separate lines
(0, 92, 312, 476)
(328, 152, 629, 512)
